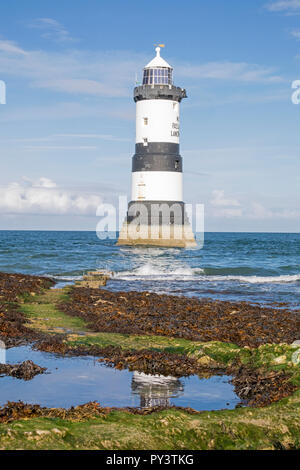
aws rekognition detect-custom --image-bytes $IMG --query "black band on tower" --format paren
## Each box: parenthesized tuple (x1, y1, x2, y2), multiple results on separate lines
(135, 142, 179, 155)
(127, 200, 187, 225)
(134, 85, 187, 103)
(133, 142, 182, 172)
(132, 154, 182, 172)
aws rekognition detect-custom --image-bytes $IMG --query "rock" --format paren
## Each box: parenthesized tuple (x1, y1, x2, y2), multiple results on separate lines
(36, 430, 51, 436)
(0, 360, 47, 380)
(196, 355, 220, 368)
(51, 428, 63, 435)
(292, 340, 300, 346)
(87, 270, 112, 278)
(75, 270, 111, 288)
(273, 355, 287, 364)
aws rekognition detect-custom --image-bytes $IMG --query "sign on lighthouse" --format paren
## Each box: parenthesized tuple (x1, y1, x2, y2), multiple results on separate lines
(117, 46, 196, 248)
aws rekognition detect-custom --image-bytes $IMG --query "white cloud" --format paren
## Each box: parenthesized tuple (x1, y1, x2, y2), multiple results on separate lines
(0, 41, 138, 98)
(0, 177, 102, 215)
(28, 18, 76, 43)
(209, 196, 300, 220)
(265, 0, 300, 14)
(0, 40, 27, 55)
(212, 207, 243, 218)
(250, 202, 300, 219)
(208, 190, 300, 220)
(0, 37, 284, 106)
(3, 133, 132, 144)
(291, 29, 300, 39)
(32, 177, 57, 188)
(24, 145, 98, 151)
(250, 202, 273, 219)
(209, 190, 242, 218)
(176, 61, 283, 83)
(56, 133, 132, 142)
(210, 190, 241, 207)
(0, 101, 134, 123)
(34, 78, 127, 97)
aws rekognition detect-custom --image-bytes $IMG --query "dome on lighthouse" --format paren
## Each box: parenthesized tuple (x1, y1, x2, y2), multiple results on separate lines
(145, 47, 172, 69)
(142, 47, 173, 85)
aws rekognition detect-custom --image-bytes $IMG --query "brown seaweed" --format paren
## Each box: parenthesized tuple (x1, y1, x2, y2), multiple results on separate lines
(59, 287, 300, 348)
(229, 365, 296, 407)
(0, 273, 55, 347)
(0, 360, 46, 381)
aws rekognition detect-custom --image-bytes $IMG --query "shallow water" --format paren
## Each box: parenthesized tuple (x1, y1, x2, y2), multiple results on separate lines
(0, 231, 299, 306)
(0, 346, 239, 411)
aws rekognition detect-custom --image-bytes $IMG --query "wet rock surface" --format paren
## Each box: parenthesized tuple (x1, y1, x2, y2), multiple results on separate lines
(0, 401, 202, 424)
(0, 360, 47, 381)
(0, 273, 55, 347)
(74, 271, 111, 288)
(36, 339, 214, 377)
(229, 366, 296, 407)
(97, 348, 296, 407)
(0, 272, 54, 302)
(35, 337, 296, 408)
(97, 346, 222, 377)
(0, 360, 295, 425)
(0, 273, 297, 410)
(59, 288, 300, 348)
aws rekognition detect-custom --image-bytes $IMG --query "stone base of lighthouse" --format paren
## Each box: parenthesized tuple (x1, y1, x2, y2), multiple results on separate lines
(117, 222, 196, 248)
(117, 201, 197, 248)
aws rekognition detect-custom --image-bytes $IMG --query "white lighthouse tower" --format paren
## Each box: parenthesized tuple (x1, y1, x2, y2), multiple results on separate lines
(118, 46, 196, 248)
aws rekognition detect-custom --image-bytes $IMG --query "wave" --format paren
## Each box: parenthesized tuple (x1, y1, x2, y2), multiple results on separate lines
(47, 275, 83, 281)
(205, 274, 300, 284)
(113, 264, 300, 284)
(119, 247, 181, 257)
(113, 262, 204, 280)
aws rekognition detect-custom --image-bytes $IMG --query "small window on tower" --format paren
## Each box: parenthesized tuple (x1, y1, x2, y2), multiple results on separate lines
(143, 118, 148, 125)
(175, 160, 179, 170)
(143, 138, 148, 146)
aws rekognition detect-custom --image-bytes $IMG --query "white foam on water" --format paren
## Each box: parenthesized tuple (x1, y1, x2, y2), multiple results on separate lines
(51, 275, 83, 281)
(113, 265, 300, 284)
(215, 274, 300, 284)
(119, 247, 181, 257)
(113, 262, 203, 280)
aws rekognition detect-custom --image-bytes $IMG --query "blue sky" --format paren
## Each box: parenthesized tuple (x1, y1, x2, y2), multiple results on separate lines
(0, 0, 300, 231)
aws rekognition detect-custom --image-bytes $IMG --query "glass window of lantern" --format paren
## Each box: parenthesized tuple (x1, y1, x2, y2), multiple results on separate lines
(143, 67, 173, 85)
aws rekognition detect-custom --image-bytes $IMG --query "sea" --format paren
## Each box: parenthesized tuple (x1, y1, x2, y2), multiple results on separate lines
(0, 230, 299, 308)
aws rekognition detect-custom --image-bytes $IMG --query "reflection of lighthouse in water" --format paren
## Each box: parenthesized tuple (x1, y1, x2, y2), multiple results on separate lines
(132, 372, 184, 408)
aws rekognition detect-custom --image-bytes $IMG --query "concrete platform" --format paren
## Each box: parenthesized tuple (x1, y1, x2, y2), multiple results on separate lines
(117, 222, 197, 248)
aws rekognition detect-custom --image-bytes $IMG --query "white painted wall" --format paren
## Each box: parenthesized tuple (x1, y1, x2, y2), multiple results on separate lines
(131, 171, 183, 201)
(136, 99, 180, 144)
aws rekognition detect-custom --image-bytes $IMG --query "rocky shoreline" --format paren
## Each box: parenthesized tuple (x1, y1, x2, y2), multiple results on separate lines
(0, 271, 300, 449)
(59, 285, 300, 347)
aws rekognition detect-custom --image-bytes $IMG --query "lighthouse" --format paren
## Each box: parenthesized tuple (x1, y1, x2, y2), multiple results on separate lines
(117, 46, 196, 248)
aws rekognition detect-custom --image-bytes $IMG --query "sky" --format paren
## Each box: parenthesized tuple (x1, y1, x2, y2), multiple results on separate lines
(0, 0, 300, 232)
